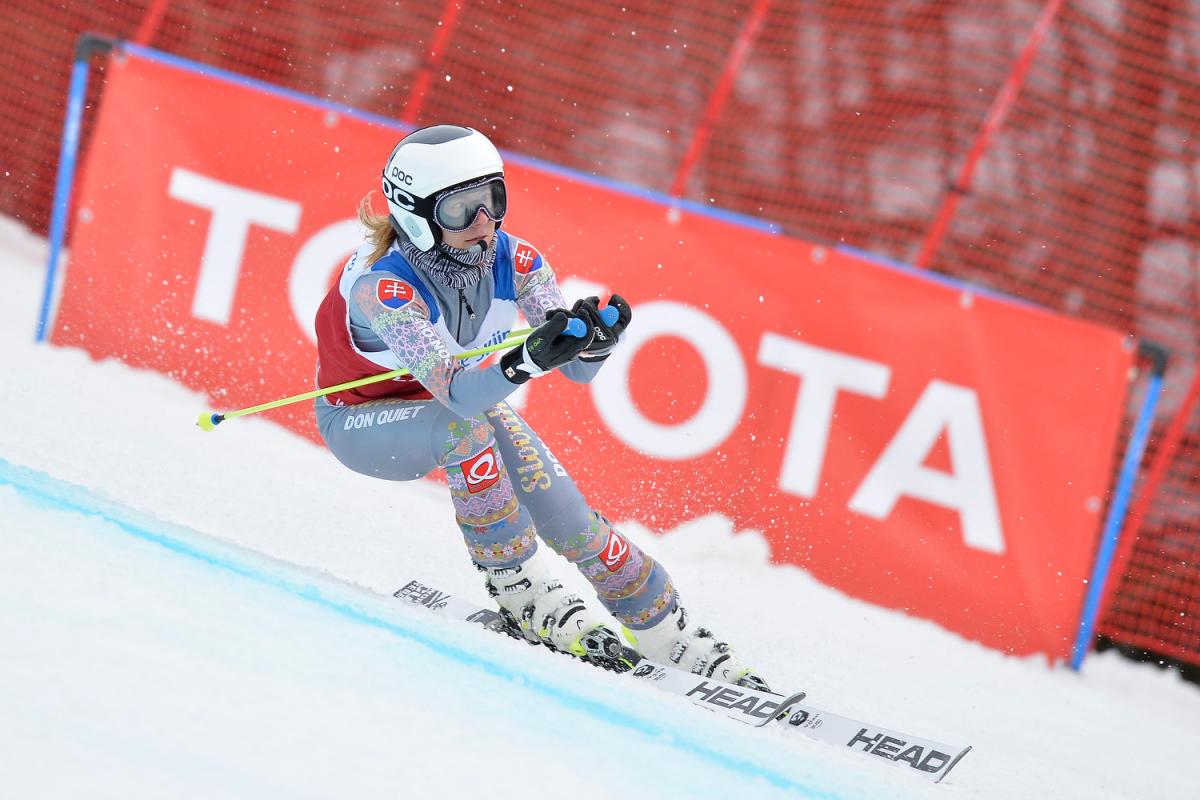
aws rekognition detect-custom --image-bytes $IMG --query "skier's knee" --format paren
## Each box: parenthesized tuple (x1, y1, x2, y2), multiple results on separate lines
(441, 412, 495, 466)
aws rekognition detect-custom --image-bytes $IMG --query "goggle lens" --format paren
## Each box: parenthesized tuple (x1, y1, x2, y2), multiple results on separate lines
(434, 178, 507, 231)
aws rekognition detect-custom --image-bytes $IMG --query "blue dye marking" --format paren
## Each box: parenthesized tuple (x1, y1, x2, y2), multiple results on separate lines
(0, 455, 860, 799)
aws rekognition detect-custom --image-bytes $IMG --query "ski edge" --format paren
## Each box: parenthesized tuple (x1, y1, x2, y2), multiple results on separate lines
(937, 745, 972, 784)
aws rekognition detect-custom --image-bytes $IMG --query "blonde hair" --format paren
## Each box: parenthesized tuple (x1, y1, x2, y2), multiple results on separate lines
(357, 192, 396, 267)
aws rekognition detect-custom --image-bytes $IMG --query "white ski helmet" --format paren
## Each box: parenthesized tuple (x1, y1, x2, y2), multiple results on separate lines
(380, 125, 506, 252)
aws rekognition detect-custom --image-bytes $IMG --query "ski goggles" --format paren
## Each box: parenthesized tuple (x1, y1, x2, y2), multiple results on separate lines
(433, 176, 507, 231)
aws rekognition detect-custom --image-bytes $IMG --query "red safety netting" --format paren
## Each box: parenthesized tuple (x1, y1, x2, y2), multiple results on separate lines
(2, 0, 1198, 667)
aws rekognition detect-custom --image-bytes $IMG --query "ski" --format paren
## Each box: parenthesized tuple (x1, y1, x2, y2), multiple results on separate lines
(391, 579, 801, 726)
(393, 578, 970, 783)
(773, 699, 971, 783)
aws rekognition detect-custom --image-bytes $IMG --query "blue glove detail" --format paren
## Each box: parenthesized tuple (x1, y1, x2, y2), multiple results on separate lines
(500, 310, 596, 384)
(565, 316, 588, 338)
(572, 294, 632, 362)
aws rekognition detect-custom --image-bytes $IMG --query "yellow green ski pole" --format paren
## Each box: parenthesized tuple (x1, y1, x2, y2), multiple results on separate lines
(197, 328, 533, 432)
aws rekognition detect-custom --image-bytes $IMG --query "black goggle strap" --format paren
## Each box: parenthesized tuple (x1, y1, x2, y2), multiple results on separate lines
(382, 172, 435, 221)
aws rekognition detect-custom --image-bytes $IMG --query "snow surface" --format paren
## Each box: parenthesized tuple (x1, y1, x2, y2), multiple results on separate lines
(2, 214, 1198, 799)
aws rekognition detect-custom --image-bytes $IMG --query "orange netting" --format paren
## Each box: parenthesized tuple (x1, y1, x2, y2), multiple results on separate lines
(2, 0, 1197, 667)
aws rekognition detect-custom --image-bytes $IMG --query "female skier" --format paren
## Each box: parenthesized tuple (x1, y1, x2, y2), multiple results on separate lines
(312, 124, 767, 690)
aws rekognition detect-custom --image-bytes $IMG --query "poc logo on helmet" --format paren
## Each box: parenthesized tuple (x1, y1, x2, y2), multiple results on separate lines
(381, 178, 416, 210)
(389, 166, 414, 185)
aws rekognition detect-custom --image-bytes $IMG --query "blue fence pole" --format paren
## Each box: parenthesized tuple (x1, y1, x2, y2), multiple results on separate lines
(1070, 342, 1169, 670)
(35, 34, 114, 342)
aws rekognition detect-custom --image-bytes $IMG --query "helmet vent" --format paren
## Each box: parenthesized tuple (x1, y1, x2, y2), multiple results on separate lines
(402, 125, 473, 146)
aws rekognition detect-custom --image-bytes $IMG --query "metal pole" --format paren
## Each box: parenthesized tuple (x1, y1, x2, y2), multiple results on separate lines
(1095, 346, 1198, 629)
(35, 34, 115, 342)
(1070, 341, 1169, 670)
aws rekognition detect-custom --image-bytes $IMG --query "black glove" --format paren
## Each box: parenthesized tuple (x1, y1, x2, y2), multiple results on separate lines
(500, 310, 595, 384)
(571, 294, 632, 362)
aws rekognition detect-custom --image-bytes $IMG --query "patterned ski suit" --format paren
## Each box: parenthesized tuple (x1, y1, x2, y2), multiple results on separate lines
(312, 230, 674, 629)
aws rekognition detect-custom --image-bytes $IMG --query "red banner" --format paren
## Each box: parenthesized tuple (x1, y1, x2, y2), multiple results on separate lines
(54, 51, 1135, 660)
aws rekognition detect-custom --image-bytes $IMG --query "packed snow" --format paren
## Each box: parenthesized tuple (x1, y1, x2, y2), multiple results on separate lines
(2, 215, 1197, 798)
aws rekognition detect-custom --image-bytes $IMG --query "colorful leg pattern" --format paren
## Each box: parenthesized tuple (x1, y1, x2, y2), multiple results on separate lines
(441, 412, 538, 569)
(486, 403, 674, 630)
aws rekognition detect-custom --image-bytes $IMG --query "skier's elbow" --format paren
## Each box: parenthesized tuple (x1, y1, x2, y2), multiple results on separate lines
(442, 365, 516, 418)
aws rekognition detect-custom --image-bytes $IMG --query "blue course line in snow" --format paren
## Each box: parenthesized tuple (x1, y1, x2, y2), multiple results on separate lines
(0, 457, 869, 800)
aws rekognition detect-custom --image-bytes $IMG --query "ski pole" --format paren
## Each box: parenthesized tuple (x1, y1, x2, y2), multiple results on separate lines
(196, 328, 534, 432)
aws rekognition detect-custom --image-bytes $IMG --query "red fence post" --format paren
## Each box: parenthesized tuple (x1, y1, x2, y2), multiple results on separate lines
(403, 0, 465, 127)
(915, 0, 1065, 270)
(669, 0, 772, 199)
(132, 0, 171, 47)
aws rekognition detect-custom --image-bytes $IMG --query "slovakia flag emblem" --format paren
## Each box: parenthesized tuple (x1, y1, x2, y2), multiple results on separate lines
(513, 243, 542, 275)
(376, 278, 414, 309)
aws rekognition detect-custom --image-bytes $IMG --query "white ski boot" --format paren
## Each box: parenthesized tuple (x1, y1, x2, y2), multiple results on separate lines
(629, 592, 770, 691)
(483, 549, 638, 673)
